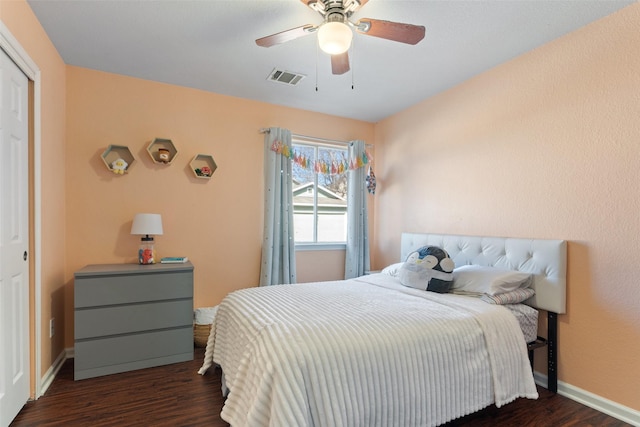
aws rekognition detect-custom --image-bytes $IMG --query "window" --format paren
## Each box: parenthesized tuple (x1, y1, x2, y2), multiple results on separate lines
(292, 140, 349, 245)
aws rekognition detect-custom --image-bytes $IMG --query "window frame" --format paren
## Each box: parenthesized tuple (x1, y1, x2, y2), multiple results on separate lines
(291, 137, 349, 250)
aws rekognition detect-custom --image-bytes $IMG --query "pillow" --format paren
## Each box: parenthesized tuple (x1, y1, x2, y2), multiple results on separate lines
(381, 262, 404, 277)
(452, 265, 533, 295)
(480, 287, 535, 305)
(398, 246, 454, 293)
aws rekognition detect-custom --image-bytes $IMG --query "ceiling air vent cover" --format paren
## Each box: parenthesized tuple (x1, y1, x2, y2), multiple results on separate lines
(267, 68, 306, 86)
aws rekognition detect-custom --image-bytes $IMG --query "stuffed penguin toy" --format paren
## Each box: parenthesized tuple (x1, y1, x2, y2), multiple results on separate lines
(399, 246, 455, 293)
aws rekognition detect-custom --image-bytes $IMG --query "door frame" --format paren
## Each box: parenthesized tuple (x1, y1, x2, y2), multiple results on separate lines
(0, 21, 43, 399)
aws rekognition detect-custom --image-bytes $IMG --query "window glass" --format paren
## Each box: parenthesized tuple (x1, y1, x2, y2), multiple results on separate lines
(292, 142, 348, 244)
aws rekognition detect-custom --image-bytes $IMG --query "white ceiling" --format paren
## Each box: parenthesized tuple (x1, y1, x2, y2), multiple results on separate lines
(27, 0, 634, 123)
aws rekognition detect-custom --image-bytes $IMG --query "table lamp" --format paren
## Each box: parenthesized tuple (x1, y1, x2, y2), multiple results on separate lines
(130, 213, 163, 264)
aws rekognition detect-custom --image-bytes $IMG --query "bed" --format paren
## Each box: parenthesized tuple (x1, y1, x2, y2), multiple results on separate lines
(199, 233, 567, 427)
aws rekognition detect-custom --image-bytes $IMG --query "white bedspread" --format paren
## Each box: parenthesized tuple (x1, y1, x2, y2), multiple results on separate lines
(199, 274, 538, 427)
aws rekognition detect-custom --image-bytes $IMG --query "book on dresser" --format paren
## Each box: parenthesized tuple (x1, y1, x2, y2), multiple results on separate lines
(160, 256, 188, 263)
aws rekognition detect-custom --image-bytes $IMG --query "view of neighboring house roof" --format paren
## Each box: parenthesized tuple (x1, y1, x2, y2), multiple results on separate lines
(293, 182, 346, 209)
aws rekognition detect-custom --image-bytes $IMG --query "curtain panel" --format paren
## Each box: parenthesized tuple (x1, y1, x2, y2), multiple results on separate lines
(259, 127, 296, 286)
(344, 140, 371, 279)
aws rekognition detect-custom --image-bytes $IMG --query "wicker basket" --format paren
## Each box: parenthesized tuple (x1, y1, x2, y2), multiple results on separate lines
(193, 323, 211, 348)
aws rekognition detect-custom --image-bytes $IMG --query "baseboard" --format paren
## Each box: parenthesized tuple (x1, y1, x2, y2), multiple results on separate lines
(38, 347, 74, 398)
(534, 371, 640, 426)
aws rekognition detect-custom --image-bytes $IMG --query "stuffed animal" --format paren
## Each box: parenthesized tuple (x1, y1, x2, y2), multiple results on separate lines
(111, 158, 128, 175)
(399, 245, 455, 293)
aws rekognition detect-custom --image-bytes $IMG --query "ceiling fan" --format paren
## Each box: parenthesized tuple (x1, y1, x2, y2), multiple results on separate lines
(256, 0, 426, 75)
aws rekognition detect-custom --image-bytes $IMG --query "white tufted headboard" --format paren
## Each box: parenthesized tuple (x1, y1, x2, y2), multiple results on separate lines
(401, 233, 567, 314)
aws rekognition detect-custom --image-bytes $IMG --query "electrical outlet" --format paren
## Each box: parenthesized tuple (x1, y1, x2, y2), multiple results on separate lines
(49, 318, 55, 338)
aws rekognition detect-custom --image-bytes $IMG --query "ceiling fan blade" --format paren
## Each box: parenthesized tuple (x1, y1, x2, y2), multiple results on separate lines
(355, 18, 425, 45)
(256, 24, 317, 48)
(331, 52, 350, 75)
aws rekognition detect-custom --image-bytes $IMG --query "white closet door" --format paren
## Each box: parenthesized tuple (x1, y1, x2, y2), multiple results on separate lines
(0, 47, 30, 427)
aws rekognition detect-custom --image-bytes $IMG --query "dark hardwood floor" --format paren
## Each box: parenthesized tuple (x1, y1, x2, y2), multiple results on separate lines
(12, 347, 630, 427)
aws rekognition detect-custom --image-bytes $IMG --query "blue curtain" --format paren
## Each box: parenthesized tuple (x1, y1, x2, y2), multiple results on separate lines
(259, 127, 296, 286)
(344, 140, 370, 279)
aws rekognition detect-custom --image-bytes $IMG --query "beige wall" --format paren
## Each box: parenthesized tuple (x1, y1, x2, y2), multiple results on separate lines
(0, 1, 67, 387)
(64, 66, 375, 347)
(373, 3, 640, 411)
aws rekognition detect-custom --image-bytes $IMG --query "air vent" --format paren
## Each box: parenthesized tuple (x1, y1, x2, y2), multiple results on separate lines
(267, 68, 306, 86)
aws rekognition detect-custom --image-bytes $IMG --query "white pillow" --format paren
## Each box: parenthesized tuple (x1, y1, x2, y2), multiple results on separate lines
(452, 265, 533, 295)
(381, 262, 404, 277)
(480, 287, 535, 305)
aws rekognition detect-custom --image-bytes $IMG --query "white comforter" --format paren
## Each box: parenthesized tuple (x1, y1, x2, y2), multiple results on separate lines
(199, 274, 538, 427)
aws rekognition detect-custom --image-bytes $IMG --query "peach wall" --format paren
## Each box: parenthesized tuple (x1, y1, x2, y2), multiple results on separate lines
(373, 3, 640, 411)
(296, 250, 346, 283)
(64, 66, 374, 347)
(0, 1, 67, 388)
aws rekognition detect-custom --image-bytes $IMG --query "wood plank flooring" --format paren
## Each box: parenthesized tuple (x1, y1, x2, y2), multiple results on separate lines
(12, 348, 630, 426)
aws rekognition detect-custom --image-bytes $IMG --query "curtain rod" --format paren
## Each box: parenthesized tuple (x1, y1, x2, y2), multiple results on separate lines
(259, 128, 372, 148)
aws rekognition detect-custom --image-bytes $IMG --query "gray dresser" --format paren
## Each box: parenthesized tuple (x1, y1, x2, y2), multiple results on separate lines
(74, 262, 194, 380)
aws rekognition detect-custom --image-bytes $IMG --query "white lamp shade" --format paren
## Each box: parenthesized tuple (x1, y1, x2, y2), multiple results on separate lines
(318, 21, 353, 55)
(130, 213, 163, 236)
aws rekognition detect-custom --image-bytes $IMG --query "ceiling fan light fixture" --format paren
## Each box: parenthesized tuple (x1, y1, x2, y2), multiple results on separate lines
(317, 21, 353, 55)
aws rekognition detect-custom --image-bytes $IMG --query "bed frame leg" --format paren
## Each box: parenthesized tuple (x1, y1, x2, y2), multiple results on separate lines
(547, 311, 558, 393)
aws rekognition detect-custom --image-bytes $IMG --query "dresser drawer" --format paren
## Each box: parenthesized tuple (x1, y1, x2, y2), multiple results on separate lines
(75, 299, 193, 339)
(75, 327, 192, 370)
(75, 270, 193, 308)
(75, 327, 193, 379)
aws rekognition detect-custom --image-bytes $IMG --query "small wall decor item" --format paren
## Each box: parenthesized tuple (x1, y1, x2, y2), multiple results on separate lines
(147, 138, 178, 164)
(158, 148, 171, 163)
(101, 145, 135, 174)
(190, 154, 217, 179)
(111, 158, 128, 175)
(271, 140, 372, 175)
(366, 165, 376, 194)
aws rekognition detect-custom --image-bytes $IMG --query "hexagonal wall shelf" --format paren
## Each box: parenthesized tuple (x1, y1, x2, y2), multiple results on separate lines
(147, 138, 178, 164)
(190, 154, 217, 179)
(101, 145, 135, 175)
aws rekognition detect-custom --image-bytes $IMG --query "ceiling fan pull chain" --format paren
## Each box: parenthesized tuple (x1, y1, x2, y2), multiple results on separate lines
(315, 41, 319, 92)
(351, 36, 355, 90)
